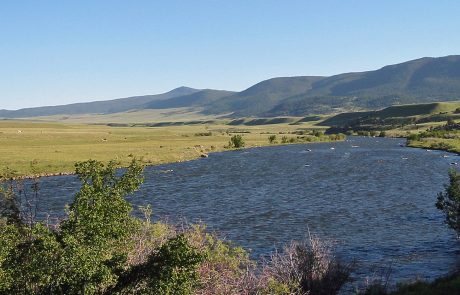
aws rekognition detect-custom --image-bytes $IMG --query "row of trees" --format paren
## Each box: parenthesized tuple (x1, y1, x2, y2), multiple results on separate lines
(267, 133, 346, 145)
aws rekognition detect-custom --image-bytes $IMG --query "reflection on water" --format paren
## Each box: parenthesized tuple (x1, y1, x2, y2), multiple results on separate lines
(35, 137, 460, 285)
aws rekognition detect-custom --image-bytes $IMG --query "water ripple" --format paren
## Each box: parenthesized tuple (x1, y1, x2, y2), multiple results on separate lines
(34, 136, 460, 285)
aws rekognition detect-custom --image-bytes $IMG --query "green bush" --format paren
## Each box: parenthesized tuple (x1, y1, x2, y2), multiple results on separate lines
(357, 131, 370, 137)
(361, 272, 460, 295)
(228, 134, 245, 148)
(390, 272, 460, 295)
(328, 133, 346, 141)
(406, 133, 421, 141)
(111, 234, 203, 294)
(313, 130, 324, 137)
(436, 169, 460, 238)
(194, 132, 212, 136)
(0, 159, 207, 295)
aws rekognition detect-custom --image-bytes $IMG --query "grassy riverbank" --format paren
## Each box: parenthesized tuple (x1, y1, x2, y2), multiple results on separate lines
(401, 121, 460, 154)
(318, 100, 460, 155)
(406, 138, 460, 153)
(387, 272, 460, 295)
(0, 120, 342, 178)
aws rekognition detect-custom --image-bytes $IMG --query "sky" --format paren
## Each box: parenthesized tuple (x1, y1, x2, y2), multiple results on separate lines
(1, 0, 459, 110)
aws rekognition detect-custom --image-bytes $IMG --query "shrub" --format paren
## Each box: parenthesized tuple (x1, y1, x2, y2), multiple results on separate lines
(260, 233, 352, 294)
(111, 234, 203, 295)
(436, 169, 460, 238)
(357, 131, 370, 137)
(228, 135, 245, 148)
(360, 271, 460, 295)
(187, 224, 256, 294)
(194, 132, 212, 137)
(389, 272, 460, 295)
(328, 133, 346, 141)
(313, 130, 324, 137)
(268, 135, 277, 144)
(0, 159, 214, 295)
(406, 133, 421, 141)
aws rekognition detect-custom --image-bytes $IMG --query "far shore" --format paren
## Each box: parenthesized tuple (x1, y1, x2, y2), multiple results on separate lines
(0, 120, 344, 179)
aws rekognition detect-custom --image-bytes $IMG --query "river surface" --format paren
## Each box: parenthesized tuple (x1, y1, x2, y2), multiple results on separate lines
(33, 136, 460, 287)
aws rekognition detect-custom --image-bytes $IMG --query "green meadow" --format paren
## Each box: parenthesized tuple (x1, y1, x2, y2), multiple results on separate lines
(0, 119, 335, 177)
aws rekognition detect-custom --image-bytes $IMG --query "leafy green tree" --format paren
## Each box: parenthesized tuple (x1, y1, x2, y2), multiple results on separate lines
(0, 159, 208, 295)
(1, 223, 63, 294)
(0, 159, 145, 294)
(0, 222, 21, 291)
(436, 168, 460, 238)
(228, 134, 245, 148)
(56, 159, 144, 293)
(61, 159, 143, 246)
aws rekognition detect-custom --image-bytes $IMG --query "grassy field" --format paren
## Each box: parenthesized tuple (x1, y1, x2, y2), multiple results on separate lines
(406, 134, 460, 154)
(0, 119, 334, 177)
(22, 108, 225, 124)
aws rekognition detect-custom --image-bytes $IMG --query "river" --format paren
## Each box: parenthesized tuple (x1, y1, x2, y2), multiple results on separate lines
(32, 136, 460, 286)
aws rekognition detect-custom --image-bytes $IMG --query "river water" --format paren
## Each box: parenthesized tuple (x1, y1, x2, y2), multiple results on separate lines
(34, 136, 459, 286)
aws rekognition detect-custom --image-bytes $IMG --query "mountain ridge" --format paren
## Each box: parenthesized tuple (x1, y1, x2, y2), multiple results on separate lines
(0, 87, 200, 118)
(2, 55, 460, 119)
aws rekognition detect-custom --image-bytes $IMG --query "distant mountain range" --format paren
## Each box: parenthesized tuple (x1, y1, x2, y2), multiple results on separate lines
(2, 55, 460, 119)
(0, 87, 199, 118)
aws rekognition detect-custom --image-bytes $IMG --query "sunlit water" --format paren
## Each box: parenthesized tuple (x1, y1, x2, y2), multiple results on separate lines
(33, 136, 460, 287)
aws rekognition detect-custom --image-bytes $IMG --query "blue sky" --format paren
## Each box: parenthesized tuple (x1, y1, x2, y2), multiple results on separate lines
(1, 0, 459, 109)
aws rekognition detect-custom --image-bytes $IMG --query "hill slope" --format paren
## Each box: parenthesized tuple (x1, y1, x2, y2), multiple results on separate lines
(320, 101, 460, 127)
(0, 87, 199, 118)
(265, 55, 460, 116)
(2, 55, 460, 119)
(204, 76, 324, 117)
(144, 89, 235, 109)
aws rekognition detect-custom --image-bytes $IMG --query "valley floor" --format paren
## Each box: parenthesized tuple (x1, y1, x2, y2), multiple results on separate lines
(0, 120, 339, 178)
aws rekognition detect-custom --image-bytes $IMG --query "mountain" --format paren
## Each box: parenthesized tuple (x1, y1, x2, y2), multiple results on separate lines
(0, 87, 199, 118)
(2, 55, 460, 119)
(264, 55, 460, 116)
(204, 76, 324, 117)
(144, 89, 235, 109)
